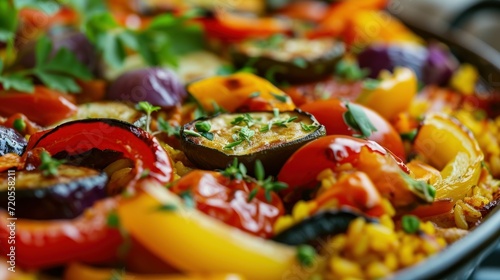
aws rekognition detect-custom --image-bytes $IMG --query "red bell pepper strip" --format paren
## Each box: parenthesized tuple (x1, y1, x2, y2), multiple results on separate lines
(26, 118, 174, 185)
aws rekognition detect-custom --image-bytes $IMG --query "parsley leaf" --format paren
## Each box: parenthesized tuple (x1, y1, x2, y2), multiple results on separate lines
(157, 117, 180, 138)
(135, 101, 160, 133)
(224, 127, 255, 150)
(292, 57, 307, 69)
(39, 151, 65, 177)
(300, 122, 319, 132)
(296, 245, 317, 267)
(401, 215, 420, 234)
(335, 59, 369, 81)
(0, 1, 17, 43)
(401, 172, 436, 203)
(343, 102, 377, 138)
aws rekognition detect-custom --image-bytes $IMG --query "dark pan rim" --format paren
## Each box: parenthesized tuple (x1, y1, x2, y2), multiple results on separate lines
(390, 11, 500, 280)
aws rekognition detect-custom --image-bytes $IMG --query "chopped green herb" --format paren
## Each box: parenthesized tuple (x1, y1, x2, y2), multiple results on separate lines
(300, 122, 319, 132)
(221, 158, 247, 180)
(13, 118, 26, 133)
(247, 188, 258, 202)
(109, 268, 126, 280)
(106, 211, 120, 228)
(296, 244, 317, 267)
(157, 203, 177, 212)
(254, 160, 265, 181)
(140, 169, 150, 178)
(402, 215, 420, 234)
(335, 59, 369, 81)
(180, 190, 196, 209)
(273, 116, 298, 127)
(135, 101, 160, 133)
(271, 92, 289, 103)
(184, 129, 202, 137)
(253, 160, 288, 202)
(273, 108, 279, 118)
(231, 113, 256, 127)
(343, 102, 377, 138)
(362, 78, 381, 90)
(223, 139, 244, 150)
(402, 173, 436, 203)
(292, 57, 307, 69)
(254, 33, 285, 48)
(249, 91, 260, 98)
(157, 117, 180, 138)
(195, 121, 211, 133)
(265, 65, 287, 85)
(216, 65, 236, 76)
(211, 101, 227, 115)
(400, 129, 418, 142)
(39, 151, 65, 177)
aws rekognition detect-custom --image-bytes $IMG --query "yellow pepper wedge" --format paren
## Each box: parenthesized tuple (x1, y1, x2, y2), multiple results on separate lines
(187, 72, 295, 112)
(356, 67, 417, 121)
(413, 113, 484, 202)
(63, 262, 244, 280)
(117, 180, 306, 280)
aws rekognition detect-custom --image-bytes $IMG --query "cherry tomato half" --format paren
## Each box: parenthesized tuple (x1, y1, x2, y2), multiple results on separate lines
(299, 98, 406, 160)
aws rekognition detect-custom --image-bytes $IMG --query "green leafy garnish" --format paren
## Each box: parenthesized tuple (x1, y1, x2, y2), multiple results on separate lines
(362, 78, 381, 90)
(335, 59, 369, 81)
(135, 101, 160, 133)
(270, 92, 289, 103)
(253, 34, 286, 49)
(195, 121, 211, 133)
(260, 116, 297, 133)
(221, 158, 247, 180)
(231, 113, 257, 127)
(400, 129, 418, 142)
(224, 126, 255, 150)
(343, 102, 377, 138)
(106, 211, 120, 228)
(292, 57, 307, 69)
(401, 215, 420, 234)
(180, 190, 196, 209)
(252, 160, 288, 202)
(157, 117, 180, 138)
(296, 244, 317, 267)
(300, 122, 319, 132)
(401, 173, 436, 203)
(39, 151, 65, 177)
(13, 118, 26, 133)
(249, 91, 260, 98)
(157, 204, 177, 212)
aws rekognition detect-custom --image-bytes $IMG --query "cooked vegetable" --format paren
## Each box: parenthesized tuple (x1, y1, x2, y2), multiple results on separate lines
(231, 36, 344, 83)
(0, 125, 27, 156)
(180, 110, 325, 175)
(299, 99, 405, 160)
(0, 198, 122, 269)
(0, 86, 78, 126)
(117, 179, 310, 280)
(26, 118, 174, 186)
(413, 113, 483, 203)
(278, 136, 433, 210)
(0, 165, 107, 220)
(273, 209, 374, 245)
(169, 170, 284, 238)
(187, 72, 296, 113)
(107, 67, 187, 108)
(422, 44, 458, 86)
(356, 67, 417, 121)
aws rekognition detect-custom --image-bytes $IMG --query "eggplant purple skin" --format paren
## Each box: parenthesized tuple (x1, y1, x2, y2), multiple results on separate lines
(0, 126, 27, 156)
(422, 44, 459, 86)
(0, 168, 108, 220)
(18, 27, 99, 76)
(107, 67, 188, 108)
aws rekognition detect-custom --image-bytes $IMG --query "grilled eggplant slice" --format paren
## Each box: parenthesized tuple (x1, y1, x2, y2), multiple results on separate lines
(0, 126, 27, 156)
(0, 165, 108, 220)
(272, 209, 375, 245)
(231, 36, 344, 83)
(180, 109, 325, 175)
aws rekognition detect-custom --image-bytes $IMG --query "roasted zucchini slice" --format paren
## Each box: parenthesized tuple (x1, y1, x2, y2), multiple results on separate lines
(180, 109, 325, 175)
(231, 36, 344, 83)
(0, 165, 108, 220)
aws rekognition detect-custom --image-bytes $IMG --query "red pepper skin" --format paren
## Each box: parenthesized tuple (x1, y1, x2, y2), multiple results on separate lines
(0, 198, 122, 269)
(26, 118, 174, 185)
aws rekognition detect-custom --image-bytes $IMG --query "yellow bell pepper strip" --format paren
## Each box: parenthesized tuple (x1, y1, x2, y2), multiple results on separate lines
(449, 63, 479, 95)
(63, 262, 244, 280)
(413, 113, 484, 202)
(356, 67, 417, 121)
(117, 179, 310, 280)
(187, 72, 296, 113)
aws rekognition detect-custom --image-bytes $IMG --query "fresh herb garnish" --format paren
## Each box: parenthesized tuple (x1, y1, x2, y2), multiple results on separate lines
(13, 118, 26, 133)
(401, 172, 436, 203)
(292, 57, 307, 69)
(157, 117, 180, 138)
(400, 129, 418, 142)
(224, 126, 255, 150)
(221, 158, 247, 180)
(195, 121, 211, 132)
(249, 91, 260, 98)
(231, 113, 257, 127)
(300, 122, 319, 132)
(296, 244, 317, 267)
(335, 59, 369, 81)
(106, 211, 120, 228)
(260, 116, 297, 133)
(252, 160, 288, 202)
(157, 203, 177, 212)
(135, 101, 160, 133)
(362, 78, 381, 90)
(180, 190, 196, 209)
(0, 35, 93, 93)
(343, 102, 377, 138)
(39, 151, 65, 177)
(253, 33, 286, 49)
(401, 215, 420, 234)
(271, 92, 289, 103)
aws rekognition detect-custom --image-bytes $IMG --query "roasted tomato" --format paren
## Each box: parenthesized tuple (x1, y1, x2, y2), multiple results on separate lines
(277, 136, 434, 211)
(169, 170, 284, 238)
(299, 98, 406, 160)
